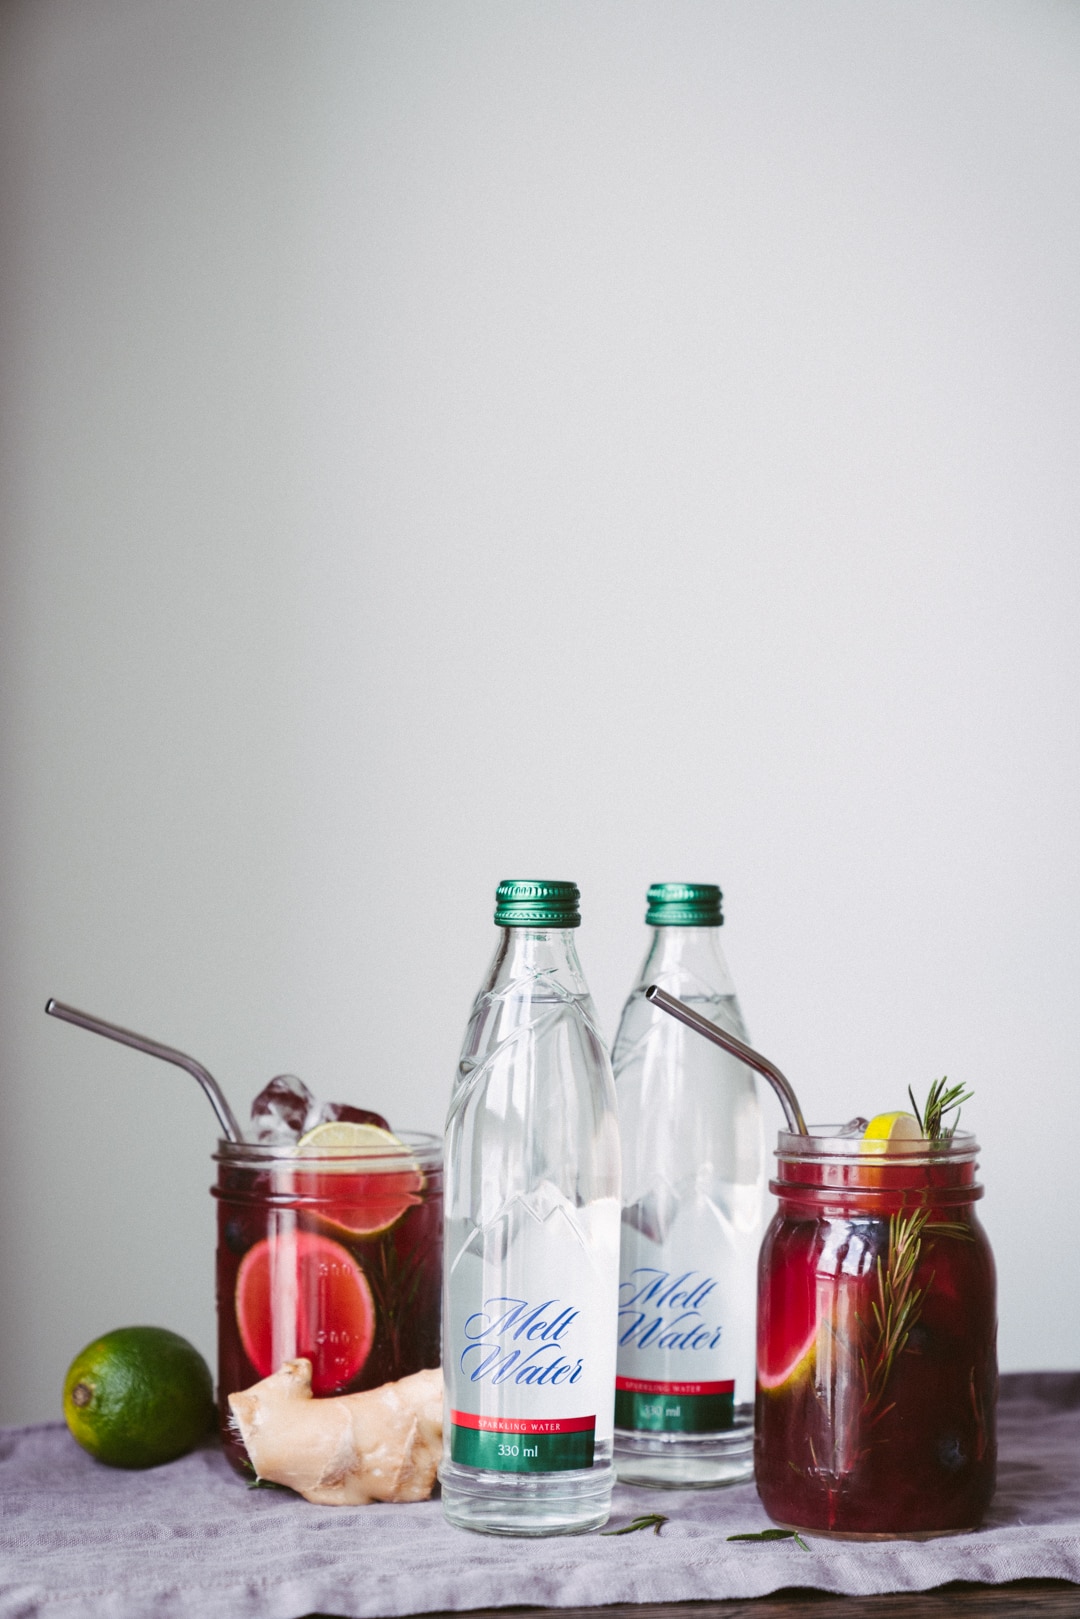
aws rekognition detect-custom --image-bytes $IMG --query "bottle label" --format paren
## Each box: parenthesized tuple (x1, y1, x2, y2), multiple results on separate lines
(615, 1254, 748, 1434)
(446, 1197, 619, 1475)
(614, 1376, 734, 1433)
(450, 1409, 595, 1472)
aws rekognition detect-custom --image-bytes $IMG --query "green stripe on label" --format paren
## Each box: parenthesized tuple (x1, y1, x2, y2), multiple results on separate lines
(451, 1424, 594, 1472)
(615, 1387, 734, 1434)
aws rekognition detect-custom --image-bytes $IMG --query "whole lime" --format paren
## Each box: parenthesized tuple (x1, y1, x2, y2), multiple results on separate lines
(63, 1326, 214, 1468)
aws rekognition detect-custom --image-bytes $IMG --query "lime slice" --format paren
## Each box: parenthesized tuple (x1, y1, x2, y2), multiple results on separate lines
(294, 1119, 424, 1237)
(861, 1111, 922, 1154)
(297, 1120, 407, 1154)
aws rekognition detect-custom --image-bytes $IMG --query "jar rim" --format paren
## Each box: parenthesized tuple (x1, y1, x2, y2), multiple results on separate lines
(776, 1125, 979, 1162)
(213, 1128, 441, 1167)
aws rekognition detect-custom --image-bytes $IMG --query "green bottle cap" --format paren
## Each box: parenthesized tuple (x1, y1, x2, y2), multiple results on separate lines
(494, 880, 581, 928)
(645, 882, 723, 927)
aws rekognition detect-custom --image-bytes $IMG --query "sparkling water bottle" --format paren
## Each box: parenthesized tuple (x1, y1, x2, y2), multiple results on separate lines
(441, 881, 621, 1536)
(613, 883, 765, 1488)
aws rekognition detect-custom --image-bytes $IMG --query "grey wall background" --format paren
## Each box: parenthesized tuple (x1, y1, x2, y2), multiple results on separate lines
(2, 0, 1078, 1424)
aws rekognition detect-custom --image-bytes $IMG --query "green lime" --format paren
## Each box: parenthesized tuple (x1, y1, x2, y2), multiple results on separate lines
(63, 1325, 214, 1469)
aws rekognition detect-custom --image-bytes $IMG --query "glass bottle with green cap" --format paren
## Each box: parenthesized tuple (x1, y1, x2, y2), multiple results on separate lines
(612, 882, 765, 1488)
(440, 881, 621, 1536)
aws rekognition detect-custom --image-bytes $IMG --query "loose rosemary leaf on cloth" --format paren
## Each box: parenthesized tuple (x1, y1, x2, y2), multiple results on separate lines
(729, 1528, 810, 1551)
(601, 1513, 668, 1536)
(2, 1375, 1080, 1618)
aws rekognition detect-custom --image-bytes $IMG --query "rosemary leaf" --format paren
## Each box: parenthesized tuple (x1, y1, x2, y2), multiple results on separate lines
(601, 1513, 668, 1537)
(907, 1085, 925, 1134)
(925, 1219, 974, 1242)
(912, 1077, 973, 1142)
(728, 1529, 809, 1552)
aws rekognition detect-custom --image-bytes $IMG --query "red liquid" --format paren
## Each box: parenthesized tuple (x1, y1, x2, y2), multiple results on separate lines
(755, 1148, 996, 1537)
(214, 1154, 442, 1474)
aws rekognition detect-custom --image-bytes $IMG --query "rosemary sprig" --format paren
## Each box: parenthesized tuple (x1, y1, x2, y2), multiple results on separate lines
(601, 1513, 668, 1536)
(728, 1529, 810, 1552)
(860, 1208, 929, 1417)
(859, 1077, 976, 1414)
(908, 1077, 972, 1141)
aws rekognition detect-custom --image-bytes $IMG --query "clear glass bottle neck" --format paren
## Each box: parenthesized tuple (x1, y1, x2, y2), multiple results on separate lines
(636, 925, 734, 993)
(484, 926, 591, 996)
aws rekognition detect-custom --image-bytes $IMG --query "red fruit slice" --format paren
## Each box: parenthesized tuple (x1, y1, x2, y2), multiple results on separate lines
(293, 1122, 425, 1238)
(292, 1168, 424, 1239)
(758, 1222, 819, 1392)
(235, 1230, 375, 1394)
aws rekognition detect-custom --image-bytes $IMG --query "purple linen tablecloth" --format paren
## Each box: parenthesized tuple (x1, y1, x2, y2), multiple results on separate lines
(1, 1373, 1078, 1619)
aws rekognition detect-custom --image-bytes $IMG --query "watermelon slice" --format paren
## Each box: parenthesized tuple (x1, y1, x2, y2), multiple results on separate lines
(758, 1222, 819, 1392)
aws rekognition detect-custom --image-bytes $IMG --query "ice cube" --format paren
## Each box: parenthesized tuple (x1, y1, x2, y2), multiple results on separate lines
(836, 1117, 870, 1137)
(249, 1074, 316, 1143)
(314, 1100, 390, 1132)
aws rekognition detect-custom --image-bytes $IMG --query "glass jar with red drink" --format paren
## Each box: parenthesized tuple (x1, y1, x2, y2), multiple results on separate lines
(213, 1132, 442, 1474)
(755, 1127, 996, 1538)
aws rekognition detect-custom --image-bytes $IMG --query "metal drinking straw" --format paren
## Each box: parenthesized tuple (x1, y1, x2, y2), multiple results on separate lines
(45, 997, 244, 1143)
(645, 984, 809, 1136)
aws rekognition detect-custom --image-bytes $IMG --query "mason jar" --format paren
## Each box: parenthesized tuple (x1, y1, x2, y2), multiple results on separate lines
(213, 1132, 442, 1474)
(755, 1127, 996, 1537)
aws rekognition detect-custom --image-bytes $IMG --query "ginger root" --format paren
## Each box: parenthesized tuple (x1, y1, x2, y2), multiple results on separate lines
(228, 1359, 442, 1505)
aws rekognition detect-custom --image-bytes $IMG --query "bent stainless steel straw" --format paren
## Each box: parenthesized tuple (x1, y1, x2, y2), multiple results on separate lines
(45, 997, 243, 1143)
(645, 984, 809, 1136)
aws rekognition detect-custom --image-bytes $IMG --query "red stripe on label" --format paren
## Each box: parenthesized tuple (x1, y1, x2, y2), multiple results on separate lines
(450, 1409, 596, 1435)
(615, 1377, 735, 1397)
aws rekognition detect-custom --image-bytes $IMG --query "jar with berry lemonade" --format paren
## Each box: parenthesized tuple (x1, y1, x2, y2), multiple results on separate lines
(755, 1112, 996, 1538)
(37, 999, 443, 1477)
(213, 1125, 443, 1475)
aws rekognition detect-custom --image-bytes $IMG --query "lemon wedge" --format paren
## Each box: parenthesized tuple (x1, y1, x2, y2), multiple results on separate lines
(861, 1111, 922, 1153)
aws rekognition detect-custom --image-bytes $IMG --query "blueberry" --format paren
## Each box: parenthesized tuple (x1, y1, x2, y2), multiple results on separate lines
(936, 1434, 966, 1472)
(224, 1218, 248, 1255)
